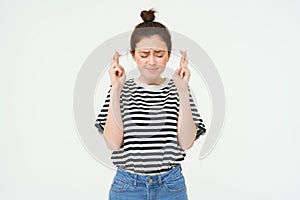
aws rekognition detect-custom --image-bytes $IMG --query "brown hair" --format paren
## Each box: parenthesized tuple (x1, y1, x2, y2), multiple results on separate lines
(130, 9, 172, 54)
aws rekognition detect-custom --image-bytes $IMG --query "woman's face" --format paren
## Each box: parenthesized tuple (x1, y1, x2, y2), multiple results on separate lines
(132, 35, 170, 84)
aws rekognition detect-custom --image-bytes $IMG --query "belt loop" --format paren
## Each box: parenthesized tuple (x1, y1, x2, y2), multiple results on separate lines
(158, 175, 162, 185)
(133, 174, 137, 187)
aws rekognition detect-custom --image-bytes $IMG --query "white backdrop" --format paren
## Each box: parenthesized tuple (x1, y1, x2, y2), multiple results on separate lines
(1, 0, 299, 199)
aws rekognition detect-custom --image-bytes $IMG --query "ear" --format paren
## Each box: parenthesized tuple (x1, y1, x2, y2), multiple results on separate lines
(167, 51, 171, 62)
(130, 50, 136, 62)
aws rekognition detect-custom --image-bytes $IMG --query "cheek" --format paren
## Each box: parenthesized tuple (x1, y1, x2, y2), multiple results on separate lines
(135, 58, 147, 66)
(157, 57, 169, 65)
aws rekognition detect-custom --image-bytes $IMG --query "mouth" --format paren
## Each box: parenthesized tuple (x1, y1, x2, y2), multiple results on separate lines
(146, 67, 159, 72)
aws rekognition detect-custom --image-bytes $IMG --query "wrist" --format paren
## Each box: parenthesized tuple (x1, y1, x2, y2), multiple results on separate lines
(110, 85, 122, 95)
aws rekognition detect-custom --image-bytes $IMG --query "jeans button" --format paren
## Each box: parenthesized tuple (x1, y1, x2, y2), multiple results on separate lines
(148, 179, 153, 184)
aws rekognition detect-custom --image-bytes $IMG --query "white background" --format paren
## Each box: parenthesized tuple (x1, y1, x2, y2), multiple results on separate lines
(1, 0, 300, 199)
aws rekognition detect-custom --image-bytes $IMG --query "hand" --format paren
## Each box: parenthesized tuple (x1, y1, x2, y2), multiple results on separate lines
(173, 50, 191, 93)
(109, 52, 126, 91)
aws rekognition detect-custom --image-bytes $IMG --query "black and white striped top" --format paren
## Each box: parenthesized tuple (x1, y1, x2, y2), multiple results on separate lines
(95, 77, 206, 175)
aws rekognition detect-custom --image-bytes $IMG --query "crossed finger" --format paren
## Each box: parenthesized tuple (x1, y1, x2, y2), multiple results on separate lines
(180, 50, 188, 68)
(111, 51, 124, 77)
(113, 51, 120, 67)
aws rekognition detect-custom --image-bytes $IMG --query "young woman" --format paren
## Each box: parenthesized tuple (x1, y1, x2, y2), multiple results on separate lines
(95, 9, 206, 200)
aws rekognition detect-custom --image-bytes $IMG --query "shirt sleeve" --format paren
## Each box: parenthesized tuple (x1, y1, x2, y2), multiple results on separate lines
(95, 87, 111, 134)
(188, 87, 207, 141)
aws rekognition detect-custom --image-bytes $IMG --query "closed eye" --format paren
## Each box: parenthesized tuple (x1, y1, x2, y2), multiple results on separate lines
(139, 52, 149, 58)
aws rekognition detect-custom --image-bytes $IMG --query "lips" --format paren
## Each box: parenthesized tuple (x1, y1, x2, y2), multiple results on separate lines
(146, 68, 158, 71)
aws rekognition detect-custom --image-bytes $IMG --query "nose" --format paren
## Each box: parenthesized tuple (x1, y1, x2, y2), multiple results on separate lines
(148, 55, 156, 65)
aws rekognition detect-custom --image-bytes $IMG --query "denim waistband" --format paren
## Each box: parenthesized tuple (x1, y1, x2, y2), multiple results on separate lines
(114, 165, 182, 188)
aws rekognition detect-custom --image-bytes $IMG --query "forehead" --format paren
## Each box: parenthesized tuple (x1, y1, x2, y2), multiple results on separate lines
(136, 48, 167, 53)
(135, 35, 168, 51)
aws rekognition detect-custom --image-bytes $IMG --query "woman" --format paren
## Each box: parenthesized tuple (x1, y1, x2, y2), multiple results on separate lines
(95, 9, 206, 200)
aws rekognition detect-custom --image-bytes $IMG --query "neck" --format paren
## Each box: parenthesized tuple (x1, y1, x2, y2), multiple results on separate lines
(138, 76, 166, 85)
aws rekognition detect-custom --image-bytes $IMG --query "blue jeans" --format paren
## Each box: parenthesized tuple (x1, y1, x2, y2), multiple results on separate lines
(109, 165, 188, 200)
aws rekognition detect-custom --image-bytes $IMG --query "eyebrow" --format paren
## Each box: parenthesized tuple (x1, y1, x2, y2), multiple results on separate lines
(138, 50, 166, 53)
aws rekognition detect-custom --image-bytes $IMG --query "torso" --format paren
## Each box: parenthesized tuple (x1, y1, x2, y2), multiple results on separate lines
(111, 77, 185, 175)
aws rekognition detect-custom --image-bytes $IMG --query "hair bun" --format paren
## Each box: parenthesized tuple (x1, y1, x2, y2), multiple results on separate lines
(140, 9, 156, 22)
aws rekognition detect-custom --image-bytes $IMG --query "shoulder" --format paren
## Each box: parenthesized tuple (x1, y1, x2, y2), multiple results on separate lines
(123, 78, 135, 88)
(121, 78, 137, 94)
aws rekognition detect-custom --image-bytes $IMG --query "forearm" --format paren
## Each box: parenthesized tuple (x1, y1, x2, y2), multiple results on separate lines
(103, 87, 124, 150)
(177, 90, 197, 150)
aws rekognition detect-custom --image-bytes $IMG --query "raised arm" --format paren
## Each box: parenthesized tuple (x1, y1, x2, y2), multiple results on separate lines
(173, 51, 197, 150)
(103, 52, 126, 151)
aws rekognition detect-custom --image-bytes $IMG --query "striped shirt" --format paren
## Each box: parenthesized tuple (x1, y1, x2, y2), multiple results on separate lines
(95, 77, 206, 175)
